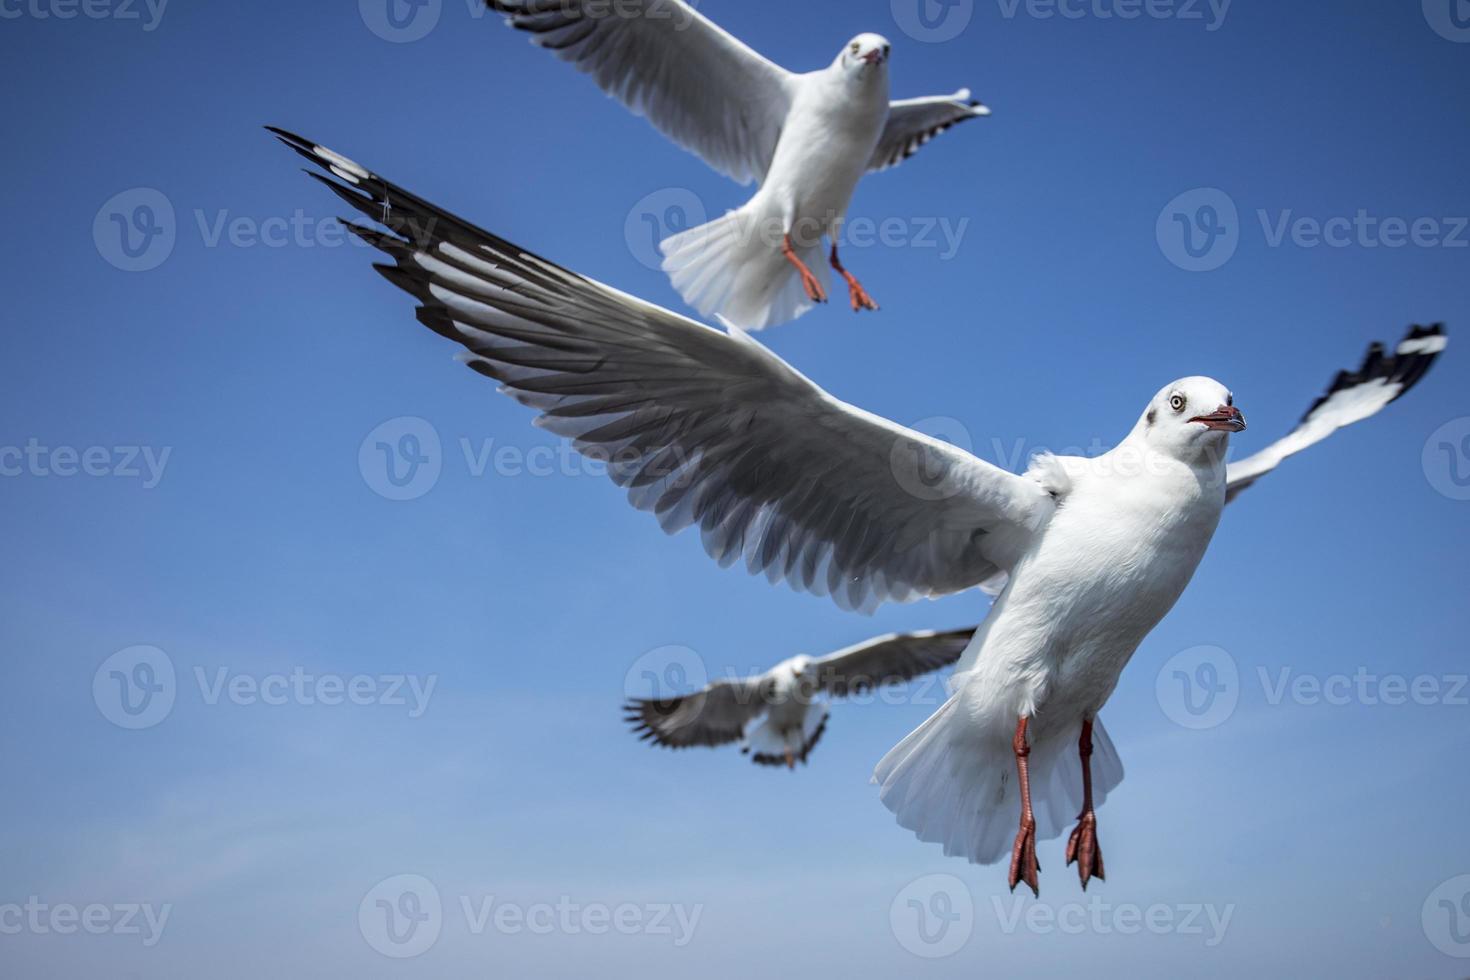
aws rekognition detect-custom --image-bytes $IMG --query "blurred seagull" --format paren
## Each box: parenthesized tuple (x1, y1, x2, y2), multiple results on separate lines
(625, 629, 973, 769)
(485, 0, 990, 329)
(273, 129, 1445, 895)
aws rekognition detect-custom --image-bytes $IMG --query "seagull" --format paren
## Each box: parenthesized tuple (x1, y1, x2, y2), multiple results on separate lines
(625, 629, 973, 769)
(485, 0, 990, 330)
(272, 128, 1445, 894)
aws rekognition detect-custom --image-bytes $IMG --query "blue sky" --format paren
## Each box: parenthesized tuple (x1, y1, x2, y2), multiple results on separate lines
(2, 0, 1469, 976)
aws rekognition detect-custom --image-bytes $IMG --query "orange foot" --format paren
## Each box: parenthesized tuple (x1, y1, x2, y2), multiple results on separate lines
(830, 246, 879, 313)
(1066, 810, 1105, 890)
(1008, 816, 1040, 897)
(782, 234, 827, 303)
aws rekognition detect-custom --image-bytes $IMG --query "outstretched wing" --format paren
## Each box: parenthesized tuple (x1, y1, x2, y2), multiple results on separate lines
(486, 0, 794, 185)
(1226, 325, 1447, 502)
(814, 628, 975, 697)
(625, 677, 771, 750)
(869, 91, 990, 173)
(273, 130, 1054, 612)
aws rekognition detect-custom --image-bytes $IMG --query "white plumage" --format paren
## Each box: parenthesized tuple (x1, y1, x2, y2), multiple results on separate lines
(487, 0, 990, 329)
(273, 129, 1445, 893)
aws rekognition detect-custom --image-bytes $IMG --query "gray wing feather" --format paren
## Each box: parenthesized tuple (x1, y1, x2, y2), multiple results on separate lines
(487, 0, 794, 185)
(273, 129, 1054, 613)
(624, 677, 770, 749)
(870, 91, 990, 173)
(815, 627, 975, 697)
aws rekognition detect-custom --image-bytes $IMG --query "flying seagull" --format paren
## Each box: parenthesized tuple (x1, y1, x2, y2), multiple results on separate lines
(272, 128, 1445, 894)
(485, 0, 989, 330)
(626, 629, 973, 768)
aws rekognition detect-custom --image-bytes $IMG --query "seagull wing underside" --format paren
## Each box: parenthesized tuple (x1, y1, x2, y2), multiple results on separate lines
(487, 0, 795, 185)
(869, 91, 990, 173)
(625, 677, 771, 750)
(814, 628, 975, 697)
(1226, 324, 1447, 502)
(274, 129, 1055, 613)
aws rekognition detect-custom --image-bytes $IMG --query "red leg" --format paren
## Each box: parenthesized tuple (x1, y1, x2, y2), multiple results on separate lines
(1065, 718, 1106, 890)
(781, 234, 827, 304)
(829, 244, 879, 313)
(1007, 716, 1040, 897)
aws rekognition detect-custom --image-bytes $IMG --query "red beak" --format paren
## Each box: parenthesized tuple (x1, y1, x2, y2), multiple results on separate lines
(861, 49, 883, 65)
(1189, 405, 1247, 432)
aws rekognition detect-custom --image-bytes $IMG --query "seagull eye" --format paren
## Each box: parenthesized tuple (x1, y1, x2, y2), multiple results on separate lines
(1169, 394, 1186, 413)
(851, 42, 861, 54)
(883, 45, 891, 56)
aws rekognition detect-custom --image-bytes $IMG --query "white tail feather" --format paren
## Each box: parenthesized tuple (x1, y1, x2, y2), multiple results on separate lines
(873, 696, 1124, 865)
(660, 206, 827, 331)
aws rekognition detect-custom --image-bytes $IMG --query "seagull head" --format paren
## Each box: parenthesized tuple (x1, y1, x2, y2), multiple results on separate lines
(1136, 376, 1246, 461)
(778, 654, 819, 697)
(839, 33, 892, 74)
